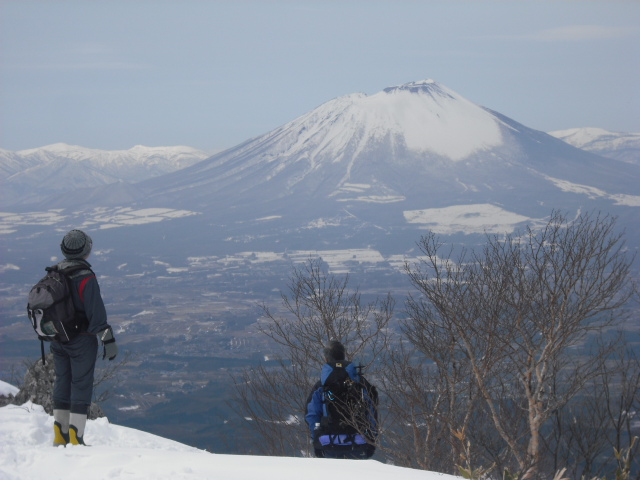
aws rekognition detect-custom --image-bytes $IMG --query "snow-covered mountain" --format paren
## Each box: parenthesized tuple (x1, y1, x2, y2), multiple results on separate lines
(549, 127, 640, 165)
(140, 80, 637, 208)
(0, 144, 209, 207)
(127, 80, 639, 246)
(1, 79, 639, 262)
(0, 401, 456, 480)
(141, 80, 510, 206)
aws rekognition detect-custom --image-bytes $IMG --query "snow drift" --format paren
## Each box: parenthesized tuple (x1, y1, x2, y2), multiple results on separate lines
(0, 401, 459, 480)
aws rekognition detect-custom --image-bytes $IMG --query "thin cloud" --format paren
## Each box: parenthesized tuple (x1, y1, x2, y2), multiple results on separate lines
(526, 25, 637, 41)
(478, 25, 637, 42)
(3, 41, 152, 71)
(7, 62, 153, 71)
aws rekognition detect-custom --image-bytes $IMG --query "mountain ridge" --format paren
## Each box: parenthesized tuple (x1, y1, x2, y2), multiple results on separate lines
(549, 127, 640, 165)
(0, 144, 210, 208)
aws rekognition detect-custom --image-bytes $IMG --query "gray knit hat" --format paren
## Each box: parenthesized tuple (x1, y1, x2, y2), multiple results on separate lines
(60, 229, 93, 259)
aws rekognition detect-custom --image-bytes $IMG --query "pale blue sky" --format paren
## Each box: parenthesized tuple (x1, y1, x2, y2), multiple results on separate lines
(1, 0, 638, 152)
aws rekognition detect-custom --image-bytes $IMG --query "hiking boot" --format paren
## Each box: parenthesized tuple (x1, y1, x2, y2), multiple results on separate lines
(53, 421, 70, 447)
(69, 412, 88, 446)
(52, 409, 70, 447)
(69, 425, 86, 445)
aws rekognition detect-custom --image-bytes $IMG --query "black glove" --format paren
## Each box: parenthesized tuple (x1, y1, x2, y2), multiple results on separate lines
(98, 326, 118, 361)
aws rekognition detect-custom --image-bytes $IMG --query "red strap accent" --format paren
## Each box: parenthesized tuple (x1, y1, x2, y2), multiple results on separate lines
(78, 275, 95, 303)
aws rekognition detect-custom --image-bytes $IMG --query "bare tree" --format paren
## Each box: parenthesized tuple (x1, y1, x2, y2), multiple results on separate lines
(377, 338, 473, 471)
(402, 211, 637, 478)
(233, 259, 394, 456)
(540, 339, 640, 479)
(92, 350, 133, 408)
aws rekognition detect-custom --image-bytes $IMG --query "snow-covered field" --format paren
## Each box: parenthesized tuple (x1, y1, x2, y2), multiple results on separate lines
(403, 204, 533, 234)
(0, 207, 199, 235)
(0, 399, 459, 480)
(188, 248, 393, 275)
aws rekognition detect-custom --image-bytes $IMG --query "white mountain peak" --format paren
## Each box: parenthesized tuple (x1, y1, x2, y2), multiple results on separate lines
(276, 79, 503, 162)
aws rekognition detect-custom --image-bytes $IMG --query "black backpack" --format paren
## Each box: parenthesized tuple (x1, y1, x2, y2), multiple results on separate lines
(319, 362, 378, 442)
(27, 265, 92, 362)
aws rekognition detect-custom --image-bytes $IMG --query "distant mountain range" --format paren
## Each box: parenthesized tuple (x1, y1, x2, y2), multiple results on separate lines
(549, 127, 640, 165)
(0, 144, 209, 207)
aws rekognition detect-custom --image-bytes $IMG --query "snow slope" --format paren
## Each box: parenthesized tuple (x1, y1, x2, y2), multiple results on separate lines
(549, 127, 640, 165)
(0, 380, 19, 397)
(0, 402, 459, 480)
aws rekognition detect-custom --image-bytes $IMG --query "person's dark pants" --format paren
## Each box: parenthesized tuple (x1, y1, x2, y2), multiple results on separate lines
(315, 443, 375, 459)
(51, 334, 98, 414)
(322, 449, 373, 459)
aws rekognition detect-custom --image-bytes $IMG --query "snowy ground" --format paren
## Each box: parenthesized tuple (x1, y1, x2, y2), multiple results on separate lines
(0, 380, 19, 397)
(0, 400, 459, 480)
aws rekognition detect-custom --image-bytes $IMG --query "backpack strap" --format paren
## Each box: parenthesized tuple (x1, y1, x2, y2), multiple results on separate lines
(321, 361, 353, 385)
(56, 264, 94, 333)
(59, 265, 93, 278)
(58, 264, 95, 304)
(78, 275, 94, 303)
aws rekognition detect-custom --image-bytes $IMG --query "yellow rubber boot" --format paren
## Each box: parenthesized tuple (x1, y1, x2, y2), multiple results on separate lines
(69, 413, 88, 446)
(69, 426, 86, 445)
(52, 409, 70, 447)
(53, 421, 70, 446)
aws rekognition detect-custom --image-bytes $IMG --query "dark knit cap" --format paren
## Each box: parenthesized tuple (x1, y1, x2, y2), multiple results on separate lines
(60, 229, 93, 259)
(323, 340, 346, 362)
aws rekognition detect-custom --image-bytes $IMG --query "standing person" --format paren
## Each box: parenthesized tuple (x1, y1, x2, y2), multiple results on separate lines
(305, 340, 377, 459)
(51, 229, 118, 446)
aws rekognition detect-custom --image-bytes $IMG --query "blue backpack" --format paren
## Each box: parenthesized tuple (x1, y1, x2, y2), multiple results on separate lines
(313, 361, 378, 457)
